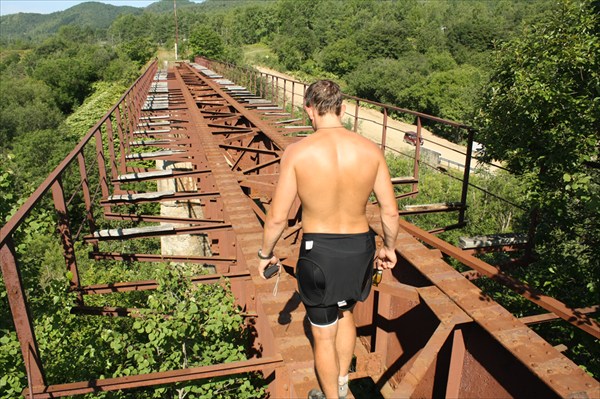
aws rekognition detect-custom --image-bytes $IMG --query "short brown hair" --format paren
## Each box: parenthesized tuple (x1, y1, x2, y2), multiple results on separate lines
(304, 80, 343, 116)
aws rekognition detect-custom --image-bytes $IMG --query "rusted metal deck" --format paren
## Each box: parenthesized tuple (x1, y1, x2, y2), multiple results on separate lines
(1, 60, 598, 398)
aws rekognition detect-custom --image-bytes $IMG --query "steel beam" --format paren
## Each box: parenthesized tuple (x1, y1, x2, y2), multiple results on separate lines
(75, 271, 249, 295)
(25, 356, 283, 398)
(0, 240, 47, 390)
(398, 218, 600, 339)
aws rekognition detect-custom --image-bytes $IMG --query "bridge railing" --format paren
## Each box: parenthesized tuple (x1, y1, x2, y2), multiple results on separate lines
(0, 59, 158, 393)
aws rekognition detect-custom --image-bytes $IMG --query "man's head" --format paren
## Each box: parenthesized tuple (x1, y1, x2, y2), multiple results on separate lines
(304, 80, 343, 116)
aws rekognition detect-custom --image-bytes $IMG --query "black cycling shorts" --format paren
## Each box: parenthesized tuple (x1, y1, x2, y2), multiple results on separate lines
(296, 231, 375, 327)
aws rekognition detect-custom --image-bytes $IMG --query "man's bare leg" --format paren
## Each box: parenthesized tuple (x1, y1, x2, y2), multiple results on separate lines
(312, 322, 340, 398)
(336, 310, 355, 397)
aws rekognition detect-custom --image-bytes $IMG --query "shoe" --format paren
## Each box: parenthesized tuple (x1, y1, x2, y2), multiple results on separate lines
(339, 381, 348, 399)
(307, 388, 326, 399)
(338, 374, 349, 399)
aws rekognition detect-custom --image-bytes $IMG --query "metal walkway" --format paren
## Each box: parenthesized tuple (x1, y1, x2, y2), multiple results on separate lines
(1, 59, 598, 398)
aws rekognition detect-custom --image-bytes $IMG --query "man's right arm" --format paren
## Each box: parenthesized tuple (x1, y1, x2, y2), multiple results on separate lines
(373, 155, 399, 269)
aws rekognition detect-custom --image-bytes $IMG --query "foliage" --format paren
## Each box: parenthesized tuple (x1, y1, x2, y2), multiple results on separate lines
(145, 0, 198, 13)
(409, 64, 487, 140)
(232, 5, 277, 45)
(387, 154, 526, 243)
(317, 38, 366, 77)
(29, 32, 123, 113)
(0, 158, 31, 225)
(117, 38, 157, 66)
(1, 0, 560, 130)
(476, 0, 599, 304)
(344, 50, 486, 134)
(10, 128, 78, 187)
(65, 81, 129, 137)
(188, 25, 226, 61)
(2, 0, 558, 133)
(242, 43, 279, 70)
(0, 21, 148, 205)
(1, 246, 266, 399)
(0, 75, 64, 147)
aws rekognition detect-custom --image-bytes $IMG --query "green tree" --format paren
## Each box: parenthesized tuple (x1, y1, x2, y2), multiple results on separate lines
(317, 38, 366, 77)
(476, 0, 599, 372)
(32, 56, 95, 113)
(117, 37, 156, 65)
(108, 14, 150, 44)
(356, 19, 410, 60)
(231, 5, 276, 44)
(11, 128, 77, 187)
(0, 77, 64, 146)
(189, 24, 225, 60)
(408, 64, 486, 141)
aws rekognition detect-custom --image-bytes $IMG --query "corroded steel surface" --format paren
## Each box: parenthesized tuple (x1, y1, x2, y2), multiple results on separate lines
(1, 60, 598, 398)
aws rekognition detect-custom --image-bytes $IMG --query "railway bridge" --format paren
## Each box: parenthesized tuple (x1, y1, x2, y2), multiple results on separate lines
(1, 59, 598, 398)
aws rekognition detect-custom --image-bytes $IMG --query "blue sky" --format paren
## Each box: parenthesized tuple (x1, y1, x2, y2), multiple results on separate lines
(0, 1, 202, 16)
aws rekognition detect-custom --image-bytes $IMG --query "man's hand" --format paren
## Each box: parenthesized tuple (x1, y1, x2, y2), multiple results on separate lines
(376, 247, 397, 270)
(258, 256, 279, 279)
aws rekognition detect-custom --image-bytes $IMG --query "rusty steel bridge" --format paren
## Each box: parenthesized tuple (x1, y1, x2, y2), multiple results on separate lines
(1, 59, 598, 398)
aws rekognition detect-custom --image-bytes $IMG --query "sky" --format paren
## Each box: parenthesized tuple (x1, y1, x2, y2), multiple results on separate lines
(0, 1, 202, 16)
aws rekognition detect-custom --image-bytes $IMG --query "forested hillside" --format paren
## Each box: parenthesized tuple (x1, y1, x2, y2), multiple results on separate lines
(0, 0, 597, 396)
(0, 2, 142, 41)
(0, 0, 560, 139)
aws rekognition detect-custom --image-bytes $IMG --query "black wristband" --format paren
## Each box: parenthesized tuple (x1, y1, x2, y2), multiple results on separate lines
(258, 249, 273, 260)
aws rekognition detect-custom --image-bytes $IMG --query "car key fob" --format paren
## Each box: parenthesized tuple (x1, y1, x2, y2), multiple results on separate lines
(263, 263, 280, 279)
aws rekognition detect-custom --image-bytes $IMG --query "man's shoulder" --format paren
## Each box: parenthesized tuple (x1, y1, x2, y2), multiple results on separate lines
(351, 131, 380, 147)
(280, 141, 306, 165)
(285, 135, 318, 154)
(347, 131, 385, 156)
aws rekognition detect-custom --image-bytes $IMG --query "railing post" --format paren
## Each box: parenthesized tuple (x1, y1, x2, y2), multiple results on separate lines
(291, 81, 296, 118)
(95, 129, 110, 213)
(124, 92, 136, 156)
(77, 152, 98, 252)
(413, 117, 422, 195)
(114, 106, 127, 176)
(271, 75, 275, 102)
(106, 118, 120, 192)
(460, 129, 475, 225)
(282, 79, 287, 112)
(381, 108, 388, 151)
(51, 178, 84, 306)
(354, 99, 360, 132)
(0, 240, 47, 391)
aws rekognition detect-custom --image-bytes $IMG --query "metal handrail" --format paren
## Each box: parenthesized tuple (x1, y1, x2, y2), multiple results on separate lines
(0, 60, 159, 246)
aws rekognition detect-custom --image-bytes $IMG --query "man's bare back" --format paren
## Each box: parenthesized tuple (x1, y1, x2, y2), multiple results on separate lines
(286, 127, 385, 234)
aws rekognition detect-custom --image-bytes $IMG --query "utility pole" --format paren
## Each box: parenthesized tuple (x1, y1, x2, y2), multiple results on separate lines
(174, 0, 179, 60)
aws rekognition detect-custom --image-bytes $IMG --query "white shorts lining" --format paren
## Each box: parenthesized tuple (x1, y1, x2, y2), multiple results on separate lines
(308, 316, 338, 328)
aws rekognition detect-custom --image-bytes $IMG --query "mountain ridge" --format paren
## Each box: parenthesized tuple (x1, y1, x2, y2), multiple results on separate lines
(0, 0, 205, 42)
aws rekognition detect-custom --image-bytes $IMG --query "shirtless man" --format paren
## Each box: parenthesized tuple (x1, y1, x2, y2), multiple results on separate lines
(258, 80, 399, 399)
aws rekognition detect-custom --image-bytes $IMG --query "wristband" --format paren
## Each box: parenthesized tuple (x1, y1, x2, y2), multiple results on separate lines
(258, 249, 273, 260)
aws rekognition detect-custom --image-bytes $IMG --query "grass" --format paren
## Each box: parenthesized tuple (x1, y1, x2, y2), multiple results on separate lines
(242, 43, 278, 68)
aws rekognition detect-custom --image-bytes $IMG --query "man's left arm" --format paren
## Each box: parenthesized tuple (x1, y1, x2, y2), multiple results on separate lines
(259, 147, 298, 278)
